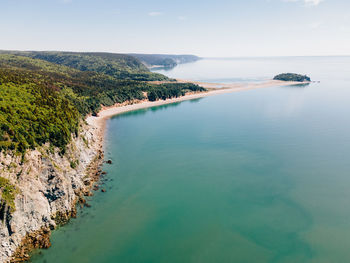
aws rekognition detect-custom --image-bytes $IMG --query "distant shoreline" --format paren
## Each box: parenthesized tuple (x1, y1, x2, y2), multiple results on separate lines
(86, 79, 309, 143)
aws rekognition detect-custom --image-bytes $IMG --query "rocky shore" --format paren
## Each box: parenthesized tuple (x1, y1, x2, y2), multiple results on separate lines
(0, 121, 104, 263)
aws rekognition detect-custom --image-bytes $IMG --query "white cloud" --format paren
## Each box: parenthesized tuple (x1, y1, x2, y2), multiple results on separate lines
(304, 0, 322, 6)
(148, 12, 163, 17)
(283, 0, 323, 6)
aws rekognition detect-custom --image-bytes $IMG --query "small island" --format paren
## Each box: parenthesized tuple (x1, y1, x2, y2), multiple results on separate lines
(273, 73, 311, 82)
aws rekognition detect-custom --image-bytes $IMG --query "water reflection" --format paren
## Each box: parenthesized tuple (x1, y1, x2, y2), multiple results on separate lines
(111, 98, 203, 120)
(281, 83, 311, 89)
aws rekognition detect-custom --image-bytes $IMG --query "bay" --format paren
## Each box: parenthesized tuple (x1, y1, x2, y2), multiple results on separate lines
(32, 56, 350, 263)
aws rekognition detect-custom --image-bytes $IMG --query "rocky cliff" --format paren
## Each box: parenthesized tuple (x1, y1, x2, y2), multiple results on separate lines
(0, 121, 103, 262)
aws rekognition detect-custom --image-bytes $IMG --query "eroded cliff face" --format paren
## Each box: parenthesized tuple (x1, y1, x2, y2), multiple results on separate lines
(0, 121, 103, 262)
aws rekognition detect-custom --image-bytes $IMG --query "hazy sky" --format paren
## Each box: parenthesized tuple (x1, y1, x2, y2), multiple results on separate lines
(1, 0, 349, 56)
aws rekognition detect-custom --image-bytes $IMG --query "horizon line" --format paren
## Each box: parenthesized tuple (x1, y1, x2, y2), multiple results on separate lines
(0, 49, 349, 58)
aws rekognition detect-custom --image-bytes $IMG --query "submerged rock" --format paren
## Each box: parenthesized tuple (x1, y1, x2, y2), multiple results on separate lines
(10, 227, 51, 262)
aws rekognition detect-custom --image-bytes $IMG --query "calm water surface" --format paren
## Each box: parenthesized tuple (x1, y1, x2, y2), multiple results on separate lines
(32, 57, 350, 263)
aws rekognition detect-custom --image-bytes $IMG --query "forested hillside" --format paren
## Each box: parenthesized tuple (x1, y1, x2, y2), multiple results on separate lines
(129, 54, 200, 68)
(0, 51, 168, 81)
(0, 52, 205, 153)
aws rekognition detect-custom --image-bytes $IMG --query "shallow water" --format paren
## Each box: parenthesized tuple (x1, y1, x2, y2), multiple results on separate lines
(32, 57, 350, 263)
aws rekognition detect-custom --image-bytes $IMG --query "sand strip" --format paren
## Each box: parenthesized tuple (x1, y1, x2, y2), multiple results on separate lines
(86, 80, 309, 138)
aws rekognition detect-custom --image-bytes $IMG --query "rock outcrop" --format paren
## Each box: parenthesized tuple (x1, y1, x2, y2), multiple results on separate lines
(0, 121, 103, 262)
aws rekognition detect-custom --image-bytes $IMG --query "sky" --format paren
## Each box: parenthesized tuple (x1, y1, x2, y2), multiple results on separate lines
(0, 0, 349, 57)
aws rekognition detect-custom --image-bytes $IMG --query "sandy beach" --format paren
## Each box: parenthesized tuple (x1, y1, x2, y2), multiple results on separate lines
(86, 79, 309, 137)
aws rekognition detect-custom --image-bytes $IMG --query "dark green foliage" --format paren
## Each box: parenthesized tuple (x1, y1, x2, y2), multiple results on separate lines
(70, 160, 79, 169)
(0, 177, 18, 212)
(129, 54, 200, 68)
(0, 51, 168, 81)
(273, 73, 311, 82)
(0, 58, 80, 153)
(146, 83, 205, 101)
(0, 52, 206, 153)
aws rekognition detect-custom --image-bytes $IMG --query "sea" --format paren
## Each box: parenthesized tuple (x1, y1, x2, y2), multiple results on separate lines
(31, 56, 350, 263)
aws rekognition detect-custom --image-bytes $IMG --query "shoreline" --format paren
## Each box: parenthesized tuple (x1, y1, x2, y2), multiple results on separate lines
(86, 79, 309, 135)
(5, 79, 308, 262)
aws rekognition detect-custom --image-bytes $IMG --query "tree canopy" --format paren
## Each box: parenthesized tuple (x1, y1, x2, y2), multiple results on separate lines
(0, 52, 205, 153)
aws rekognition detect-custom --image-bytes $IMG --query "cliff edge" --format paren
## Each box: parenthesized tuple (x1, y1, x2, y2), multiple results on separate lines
(0, 121, 103, 262)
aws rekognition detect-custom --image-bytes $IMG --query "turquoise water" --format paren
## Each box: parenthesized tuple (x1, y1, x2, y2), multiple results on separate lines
(31, 57, 350, 263)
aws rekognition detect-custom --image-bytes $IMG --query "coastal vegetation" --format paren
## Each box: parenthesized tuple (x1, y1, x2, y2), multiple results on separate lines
(0, 177, 18, 213)
(273, 73, 311, 82)
(0, 52, 205, 153)
(0, 51, 168, 81)
(129, 54, 200, 68)
(146, 83, 204, 101)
